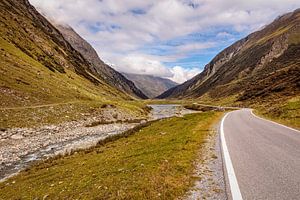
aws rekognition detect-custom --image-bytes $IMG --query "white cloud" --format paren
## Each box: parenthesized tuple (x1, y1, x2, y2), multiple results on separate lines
(217, 32, 232, 38)
(175, 42, 216, 53)
(106, 53, 201, 83)
(170, 66, 201, 83)
(29, 0, 300, 82)
(113, 54, 173, 77)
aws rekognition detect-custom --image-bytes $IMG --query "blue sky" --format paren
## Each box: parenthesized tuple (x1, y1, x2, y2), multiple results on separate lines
(30, 0, 300, 83)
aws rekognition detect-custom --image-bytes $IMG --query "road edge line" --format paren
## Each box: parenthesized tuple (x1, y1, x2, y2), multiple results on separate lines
(250, 110, 300, 133)
(220, 112, 243, 200)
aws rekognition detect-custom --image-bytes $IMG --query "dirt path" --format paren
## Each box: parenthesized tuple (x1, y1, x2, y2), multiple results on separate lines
(0, 101, 81, 110)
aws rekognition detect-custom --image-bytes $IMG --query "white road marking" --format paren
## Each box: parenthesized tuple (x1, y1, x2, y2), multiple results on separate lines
(220, 112, 243, 200)
(250, 110, 300, 133)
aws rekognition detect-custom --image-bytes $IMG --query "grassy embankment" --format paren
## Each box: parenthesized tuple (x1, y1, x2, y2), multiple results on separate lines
(202, 95, 300, 130)
(0, 37, 147, 128)
(253, 96, 300, 129)
(179, 93, 299, 129)
(0, 111, 223, 199)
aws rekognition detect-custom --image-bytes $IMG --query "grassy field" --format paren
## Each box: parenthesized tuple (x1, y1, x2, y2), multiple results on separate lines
(0, 37, 147, 128)
(0, 112, 223, 199)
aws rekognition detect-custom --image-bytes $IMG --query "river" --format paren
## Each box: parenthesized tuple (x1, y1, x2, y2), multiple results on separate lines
(0, 104, 196, 181)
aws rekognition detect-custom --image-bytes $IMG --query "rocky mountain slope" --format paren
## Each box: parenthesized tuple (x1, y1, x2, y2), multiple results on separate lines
(0, 0, 146, 128)
(158, 9, 300, 103)
(53, 24, 147, 99)
(123, 73, 178, 98)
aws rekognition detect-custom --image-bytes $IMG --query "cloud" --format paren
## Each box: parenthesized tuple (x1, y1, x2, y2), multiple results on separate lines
(111, 54, 173, 77)
(170, 66, 201, 83)
(175, 42, 216, 53)
(29, 0, 300, 83)
(105, 53, 201, 83)
(216, 32, 233, 38)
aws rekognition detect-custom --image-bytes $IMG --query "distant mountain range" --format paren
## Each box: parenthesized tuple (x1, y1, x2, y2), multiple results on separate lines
(122, 73, 178, 98)
(158, 9, 300, 103)
(1, 0, 299, 129)
(54, 24, 148, 99)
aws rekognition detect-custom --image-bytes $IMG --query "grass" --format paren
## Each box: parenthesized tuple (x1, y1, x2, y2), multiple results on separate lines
(0, 112, 223, 199)
(254, 96, 300, 129)
(184, 93, 299, 129)
(288, 32, 300, 45)
(0, 7, 149, 128)
(196, 94, 241, 107)
(255, 25, 293, 45)
(192, 92, 299, 129)
(0, 100, 148, 128)
(0, 37, 147, 128)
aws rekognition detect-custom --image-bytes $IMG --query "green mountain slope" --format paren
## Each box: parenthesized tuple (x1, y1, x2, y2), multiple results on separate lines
(159, 9, 300, 101)
(0, 0, 145, 128)
(158, 9, 300, 127)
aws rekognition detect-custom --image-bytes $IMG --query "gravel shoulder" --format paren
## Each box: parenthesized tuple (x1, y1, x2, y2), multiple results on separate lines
(183, 122, 226, 200)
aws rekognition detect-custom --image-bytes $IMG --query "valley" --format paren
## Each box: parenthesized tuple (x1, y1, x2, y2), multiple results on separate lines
(0, 0, 299, 199)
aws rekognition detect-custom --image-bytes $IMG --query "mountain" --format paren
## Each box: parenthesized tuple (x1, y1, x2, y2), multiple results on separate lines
(158, 9, 300, 103)
(0, 0, 146, 128)
(53, 24, 147, 99)
(122, 73, 178, 98)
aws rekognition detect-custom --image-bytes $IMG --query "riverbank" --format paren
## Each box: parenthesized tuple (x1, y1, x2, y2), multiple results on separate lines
(0, 111, 223, 199)
(0, 104, 194, 181)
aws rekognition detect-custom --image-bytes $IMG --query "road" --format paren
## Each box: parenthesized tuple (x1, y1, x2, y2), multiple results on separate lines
(221, 109, 300, 200)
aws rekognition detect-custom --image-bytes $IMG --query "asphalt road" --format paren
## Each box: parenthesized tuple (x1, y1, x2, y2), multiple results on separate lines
(222, 109, 300, 200)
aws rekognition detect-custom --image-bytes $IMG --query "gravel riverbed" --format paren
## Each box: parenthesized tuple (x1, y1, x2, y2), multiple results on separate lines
(0, 104, 194, 181)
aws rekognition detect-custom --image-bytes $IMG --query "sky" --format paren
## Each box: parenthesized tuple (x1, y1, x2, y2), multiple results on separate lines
(29, 0, 300, 83)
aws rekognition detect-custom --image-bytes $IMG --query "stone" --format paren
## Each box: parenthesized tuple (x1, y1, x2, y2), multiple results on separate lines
(11, 134, 24, 140)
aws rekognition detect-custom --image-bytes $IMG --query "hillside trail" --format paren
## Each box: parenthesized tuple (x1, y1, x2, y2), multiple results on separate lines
(0, 101, 81, 110)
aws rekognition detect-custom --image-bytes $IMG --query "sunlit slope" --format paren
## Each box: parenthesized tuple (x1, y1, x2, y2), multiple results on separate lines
(0, 0, 145, 128)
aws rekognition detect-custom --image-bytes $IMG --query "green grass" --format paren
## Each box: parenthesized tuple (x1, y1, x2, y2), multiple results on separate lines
(0, 8, 148, 128)
(254, 96, 300, 129)
(0, 112, 223, 199)
(0, 37, 147, 128)
(255, 25, 293, 45)
(0, 100, 148, 128)
(196, 94, 241, 107)
(194, 92, 299, 129)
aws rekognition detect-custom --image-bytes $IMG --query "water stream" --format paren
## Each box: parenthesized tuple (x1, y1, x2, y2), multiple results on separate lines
(0, 104, 195, 181)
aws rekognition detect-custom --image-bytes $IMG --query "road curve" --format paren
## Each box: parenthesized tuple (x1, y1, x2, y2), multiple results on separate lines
(222, 109, 300, 200)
